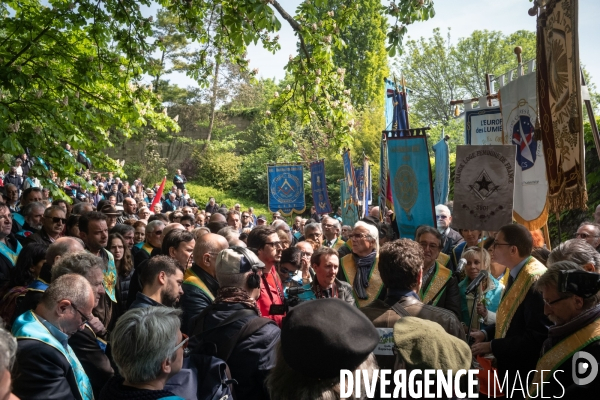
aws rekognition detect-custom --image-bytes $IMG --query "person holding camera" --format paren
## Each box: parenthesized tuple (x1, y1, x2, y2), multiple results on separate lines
(310, 247, 355, 305)
(528, 261, 600, 398)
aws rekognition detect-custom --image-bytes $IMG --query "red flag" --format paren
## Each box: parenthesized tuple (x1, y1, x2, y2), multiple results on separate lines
(150, 177, 166, 212)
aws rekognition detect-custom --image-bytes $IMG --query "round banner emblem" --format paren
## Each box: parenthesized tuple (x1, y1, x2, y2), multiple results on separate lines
(270, 173, 302, 204)
(394, 165, 418, 214)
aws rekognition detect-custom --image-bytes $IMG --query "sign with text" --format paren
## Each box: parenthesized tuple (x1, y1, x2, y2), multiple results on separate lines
(465, 107, 504, 145)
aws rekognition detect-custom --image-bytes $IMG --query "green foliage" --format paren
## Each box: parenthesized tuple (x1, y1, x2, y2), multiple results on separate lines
(186, 183, 270, 219)
(192, 141, 241, 191)
(122, 140, 169, 187)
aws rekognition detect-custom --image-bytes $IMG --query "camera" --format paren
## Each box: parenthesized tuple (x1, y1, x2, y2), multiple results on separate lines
(559, 270, 600, 298)
(269, 285, 315, 315)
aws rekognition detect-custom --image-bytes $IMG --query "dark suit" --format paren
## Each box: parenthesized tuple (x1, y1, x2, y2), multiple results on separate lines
(0, 234, 21, 287)
(422, 264, 461, 318)
(441, 227, 464, 256)
(483, 267, 550, 398)
(12, 338, 83, 400)
(69, 326, 114, 398)
(181, 264, 219, 335)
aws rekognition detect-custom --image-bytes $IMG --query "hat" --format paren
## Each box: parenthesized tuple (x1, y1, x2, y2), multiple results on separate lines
(215, 247, 265, 276)
(393, 316, 471, 372)
(100, 204, 122, 217)
(281, 298, 379, 379)
(257, 215, 267, 222)
(145, 189, 154, 195)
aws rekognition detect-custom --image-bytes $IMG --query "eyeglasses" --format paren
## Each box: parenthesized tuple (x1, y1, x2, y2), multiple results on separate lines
(306, 233, 322, 239)
(543, 296, 571, 307)
(70, 302, 89, 326)
(300, 251, 312, 258)
(265, 241, 283, 248)
(574, 232, 599, 239)
(50, 217, 67, 224)
(323, 224, 334, 229)
(492, 242, 512, 249)
(279, 266, 298, 275)
(349, 233, 369, 240)
(419, 242, 440, 250)
(436, 215, 449, 220)
(182, 224, 191, 228)
(242, 215, 250, 218)
(173, 333, 189, 353)
(154, 230, 163, 235)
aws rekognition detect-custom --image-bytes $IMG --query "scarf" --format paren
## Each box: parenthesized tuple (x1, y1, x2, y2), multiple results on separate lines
(352, 250, 377, 300)
(215, 286, 261, 316)
(542, 303, 600, 353)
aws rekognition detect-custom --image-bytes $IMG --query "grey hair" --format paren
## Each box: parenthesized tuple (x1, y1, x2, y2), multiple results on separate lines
(217, 270, 252, 290)
(271, 220, 290, 230)
(578, 221, 600, 235)
(22, 201, 44, 217)
(41, 274, 92, 310)
(0, 322, 17, 371)
(322, 216, 341, 231)
(266, 343, 378, 400)
(354, 221, 379, 252)
(51, 252, 105, 281)
(111, 307, 182, 384)
(146, 220, 165, 236)
(304, 222, 322, 234)
(46, 237, 85, 267)
(217, 226, 240, 243)
(435, 204, 451, 216)
(72, 202, 93, 216)
(44, 205, 66, 217)
(548, 239, 600, 272)
(535, 260, 600, 309)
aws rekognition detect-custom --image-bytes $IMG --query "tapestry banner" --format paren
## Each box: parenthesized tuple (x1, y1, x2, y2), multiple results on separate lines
(309, 160, 332, 215)
(340, 179, 359, 226)
(267, 164, 306, 216)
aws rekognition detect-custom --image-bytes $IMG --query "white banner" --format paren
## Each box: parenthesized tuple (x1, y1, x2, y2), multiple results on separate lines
(499, 72, 548, 229)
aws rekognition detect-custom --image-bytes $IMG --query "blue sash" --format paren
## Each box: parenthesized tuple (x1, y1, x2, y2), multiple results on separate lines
(174, 175, 184, 183)
(134, 242, 144, 249)
(0, 240, 22, 266)
(165, 199, 173, 209)
(16, 229, 33, 238)
(104, 250, 117, 303)
(27, 279, 49, 292)
(12, 212, 25, 227)
(12, 311, 94, 400)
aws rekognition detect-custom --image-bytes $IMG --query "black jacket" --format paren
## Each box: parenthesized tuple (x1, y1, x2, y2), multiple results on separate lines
(69, 325, 114, 398)
(4, 173, 22, 189)
(100, 375, 177, 400)
(21, 228, 55, 247)
(173, 174, 187, 191)
(190, 302, 280, 400)
(422, 265, 461, 318)
(483, 275, 550, 396)
(129, 292, 163, 309)
(0, 234, 21, 287)
(13, 338, 83, 400)
(117, 269, 134, 314)
(205, 203, 220, 214)
(127, 251, 160, 309)
(180, 264, 219, 335)
(441, 227, 464, 256)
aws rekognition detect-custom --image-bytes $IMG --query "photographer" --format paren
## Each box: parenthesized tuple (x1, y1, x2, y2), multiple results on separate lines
(529, 261, 600, 398)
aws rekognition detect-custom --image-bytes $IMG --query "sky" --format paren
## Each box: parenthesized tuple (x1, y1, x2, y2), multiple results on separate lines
(162, 0, 600, 92)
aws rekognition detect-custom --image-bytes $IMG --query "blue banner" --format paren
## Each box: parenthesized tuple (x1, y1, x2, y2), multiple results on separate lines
(387, 136, 435, 238)
(309, 160, 332, 214)
(340, 179, 359, 226)
(267, 164, 306, 216)
(432, 138, 450, 205)
(355, 167, 364, 202)
(356, 160, 372, 218)
(384, 78, 409, 131)
(379, 138, 390, 221)
(342, 150, 358, 203)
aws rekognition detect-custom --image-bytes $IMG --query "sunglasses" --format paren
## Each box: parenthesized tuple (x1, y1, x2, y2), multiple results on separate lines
(173, 333, 189, 353)
(182, 224, 191, 228)
(50, 217, 67, 224)
(154, 230, 163, 235)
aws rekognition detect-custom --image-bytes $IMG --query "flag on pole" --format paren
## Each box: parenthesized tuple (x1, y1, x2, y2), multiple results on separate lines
(150, 177, 166, 212)
(432, 138, 450, 205)
(267, 164, 306, 216)
(309, 159, 332, 214)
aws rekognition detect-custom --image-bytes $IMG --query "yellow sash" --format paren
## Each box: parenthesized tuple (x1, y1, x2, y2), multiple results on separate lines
(529, 318, 600, 397)
(419, 262, 452, 305)
(495, 257, 546, 339)
(323, 238, 346, 251)
(437, 252, 450, 267)
(141, 242, 154, 256)
(339, 254, 383, 307)
(183, 269, 215, 301)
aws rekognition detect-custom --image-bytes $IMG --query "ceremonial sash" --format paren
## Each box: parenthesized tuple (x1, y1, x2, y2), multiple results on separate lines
(528, 318, 600, 398)
(84, 324, 108, 353)
(15, 229, 33, 238)
(183, 269, 215, 301)
(339, 254, 383, 308)
(175, 175, 184, 183)
(323, 238, 345, 251)
(27, 279, 49, 292)
(11, 212, 24, 227)
(13, 311, 94, 400)
(419, 261, 452, 305)
(134, 242, 144, 249)
(495, 257, 546, 339)
(141, 242, 154, 256)
(103, 249, 117, 303)
(0, 240, 22, 267)
(437, 252, 450, 267)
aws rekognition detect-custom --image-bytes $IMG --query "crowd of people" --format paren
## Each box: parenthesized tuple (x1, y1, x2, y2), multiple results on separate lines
(0, 155, 599, 399)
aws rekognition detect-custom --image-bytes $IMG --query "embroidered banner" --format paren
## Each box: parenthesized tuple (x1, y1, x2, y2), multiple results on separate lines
(464, 107, 503, 145)
(432, 138, 450, 205)
(356, 162, 371, 218)
(387, 136, 435, 238)
(342, 150, 358, 204)
(500, 71, 549, 230)
(537, 0, 587, 213)
(267, 164, 306, 216)
(453, 145, 516, 231)
(309, 159, 332, 214)
(379, 138, 393, 221)
(384, 79, 409, 131)
(340, 179, 359, 226)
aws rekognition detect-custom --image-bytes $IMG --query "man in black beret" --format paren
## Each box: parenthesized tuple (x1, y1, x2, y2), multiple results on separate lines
(266, 298, 379, 399)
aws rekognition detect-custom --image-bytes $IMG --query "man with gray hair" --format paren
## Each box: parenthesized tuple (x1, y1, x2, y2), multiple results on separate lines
(12, 274, 95, 400)
(15, 201, 44, 241)
(528, 261, 600, 397)
(22, 205, 66, 247)
(52, 252, 114, 398)
(321, 216, 345, 251)
(134, 219, 165, 268)
(435, 204, 464, 256)
(272, 219, 296, 245)
(217, 226, 241, 246)
(303, 222, 323, 243)
(100, 307, 185, 399)
(189, 247, 280, 400)
(548, 239, 600, 272)
(573, 221, 600, 250)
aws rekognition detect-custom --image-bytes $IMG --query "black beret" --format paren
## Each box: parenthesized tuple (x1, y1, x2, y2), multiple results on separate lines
(280, 298, 379, 379)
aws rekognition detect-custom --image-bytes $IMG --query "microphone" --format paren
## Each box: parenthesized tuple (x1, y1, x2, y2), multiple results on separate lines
(455, 258, 467, 274)
(465, 270, 488, 295)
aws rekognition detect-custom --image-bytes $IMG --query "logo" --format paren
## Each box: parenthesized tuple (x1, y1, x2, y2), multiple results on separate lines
(394, 165, 418, 219)
(468, 170, 499, 201)
(270, 173, 302, 204)
(572, 351, 598, 386)
(506, 101, 538, 171)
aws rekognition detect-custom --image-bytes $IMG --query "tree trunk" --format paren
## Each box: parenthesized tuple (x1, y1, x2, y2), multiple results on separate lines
(203, 56, 220, 151)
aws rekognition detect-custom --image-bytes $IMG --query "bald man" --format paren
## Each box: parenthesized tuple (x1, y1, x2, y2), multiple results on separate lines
(14, 237, 85, 324)
(207, 212, 228, 234)
(180, 233, 229, 334)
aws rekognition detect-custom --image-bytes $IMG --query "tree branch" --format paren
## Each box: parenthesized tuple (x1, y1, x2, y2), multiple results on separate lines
(268, 0, 311, 65)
